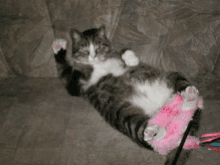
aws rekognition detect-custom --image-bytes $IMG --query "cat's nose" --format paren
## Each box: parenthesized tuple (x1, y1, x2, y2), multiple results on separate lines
(90, 52, 96, 58)
(89, 53, 96, 62)
(89, 55, 93, 61)
(89, 43, 96, 58)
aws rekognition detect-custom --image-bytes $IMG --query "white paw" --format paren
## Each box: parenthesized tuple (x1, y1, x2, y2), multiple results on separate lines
(181, 86, 199, 111)
(122, 50, 139, 66)
(52, 39, 67, 54)
(144, 124, 165, 142)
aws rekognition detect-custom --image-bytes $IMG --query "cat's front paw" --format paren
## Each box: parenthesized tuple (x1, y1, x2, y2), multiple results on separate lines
(181, 86, 199, 111)
(122, 50, 139, 66)
(144, 124, 165, 142)
(52, 39, 67, 54)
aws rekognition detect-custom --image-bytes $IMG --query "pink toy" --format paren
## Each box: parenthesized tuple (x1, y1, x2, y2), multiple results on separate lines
(148, 93, 203, 155)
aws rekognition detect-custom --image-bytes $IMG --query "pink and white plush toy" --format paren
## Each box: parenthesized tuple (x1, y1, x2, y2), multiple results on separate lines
(145, 86, 203, 155)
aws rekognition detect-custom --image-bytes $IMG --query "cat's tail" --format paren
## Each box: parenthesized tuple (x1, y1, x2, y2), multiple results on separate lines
(52, 39, 82, 96)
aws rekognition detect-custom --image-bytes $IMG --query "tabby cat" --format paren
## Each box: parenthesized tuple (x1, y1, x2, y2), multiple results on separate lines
(52, 25, 201, 164)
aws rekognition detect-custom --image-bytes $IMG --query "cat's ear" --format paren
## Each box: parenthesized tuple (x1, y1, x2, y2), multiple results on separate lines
(70, 28, 82, 43)
(97, 25, 107, 38)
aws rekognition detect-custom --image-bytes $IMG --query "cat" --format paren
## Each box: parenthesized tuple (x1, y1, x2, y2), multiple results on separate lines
(51, 25, 201, 164)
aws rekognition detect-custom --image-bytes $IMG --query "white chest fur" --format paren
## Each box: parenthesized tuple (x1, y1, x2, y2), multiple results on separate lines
(82, 58, 127, 90)
(128, 79, 174, 116)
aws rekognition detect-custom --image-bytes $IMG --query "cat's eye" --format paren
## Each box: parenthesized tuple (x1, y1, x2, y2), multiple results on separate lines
(80, 43, 85, 47)
(96, 39, 102, 45)
(79, 41, 87, 47)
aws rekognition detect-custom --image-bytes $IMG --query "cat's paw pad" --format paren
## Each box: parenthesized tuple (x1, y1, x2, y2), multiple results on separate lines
(144, 124, 159, 141)
(144, 124, 166, 142)
(122, 50, 139, 66)
(181, 86, 199, 111)
(52, 39, 67, 54)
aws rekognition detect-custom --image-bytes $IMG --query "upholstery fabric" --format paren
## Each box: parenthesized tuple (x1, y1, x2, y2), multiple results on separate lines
(0, 0, 220, 80)
(0, 77, 220, 165)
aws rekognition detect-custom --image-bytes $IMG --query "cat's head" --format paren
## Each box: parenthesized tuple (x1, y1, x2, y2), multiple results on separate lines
(70, 25, 111, 64)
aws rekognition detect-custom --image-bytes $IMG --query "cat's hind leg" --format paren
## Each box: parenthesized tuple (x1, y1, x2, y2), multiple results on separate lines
(181, 86, 199, 111)
(121, 50, 139, 66)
